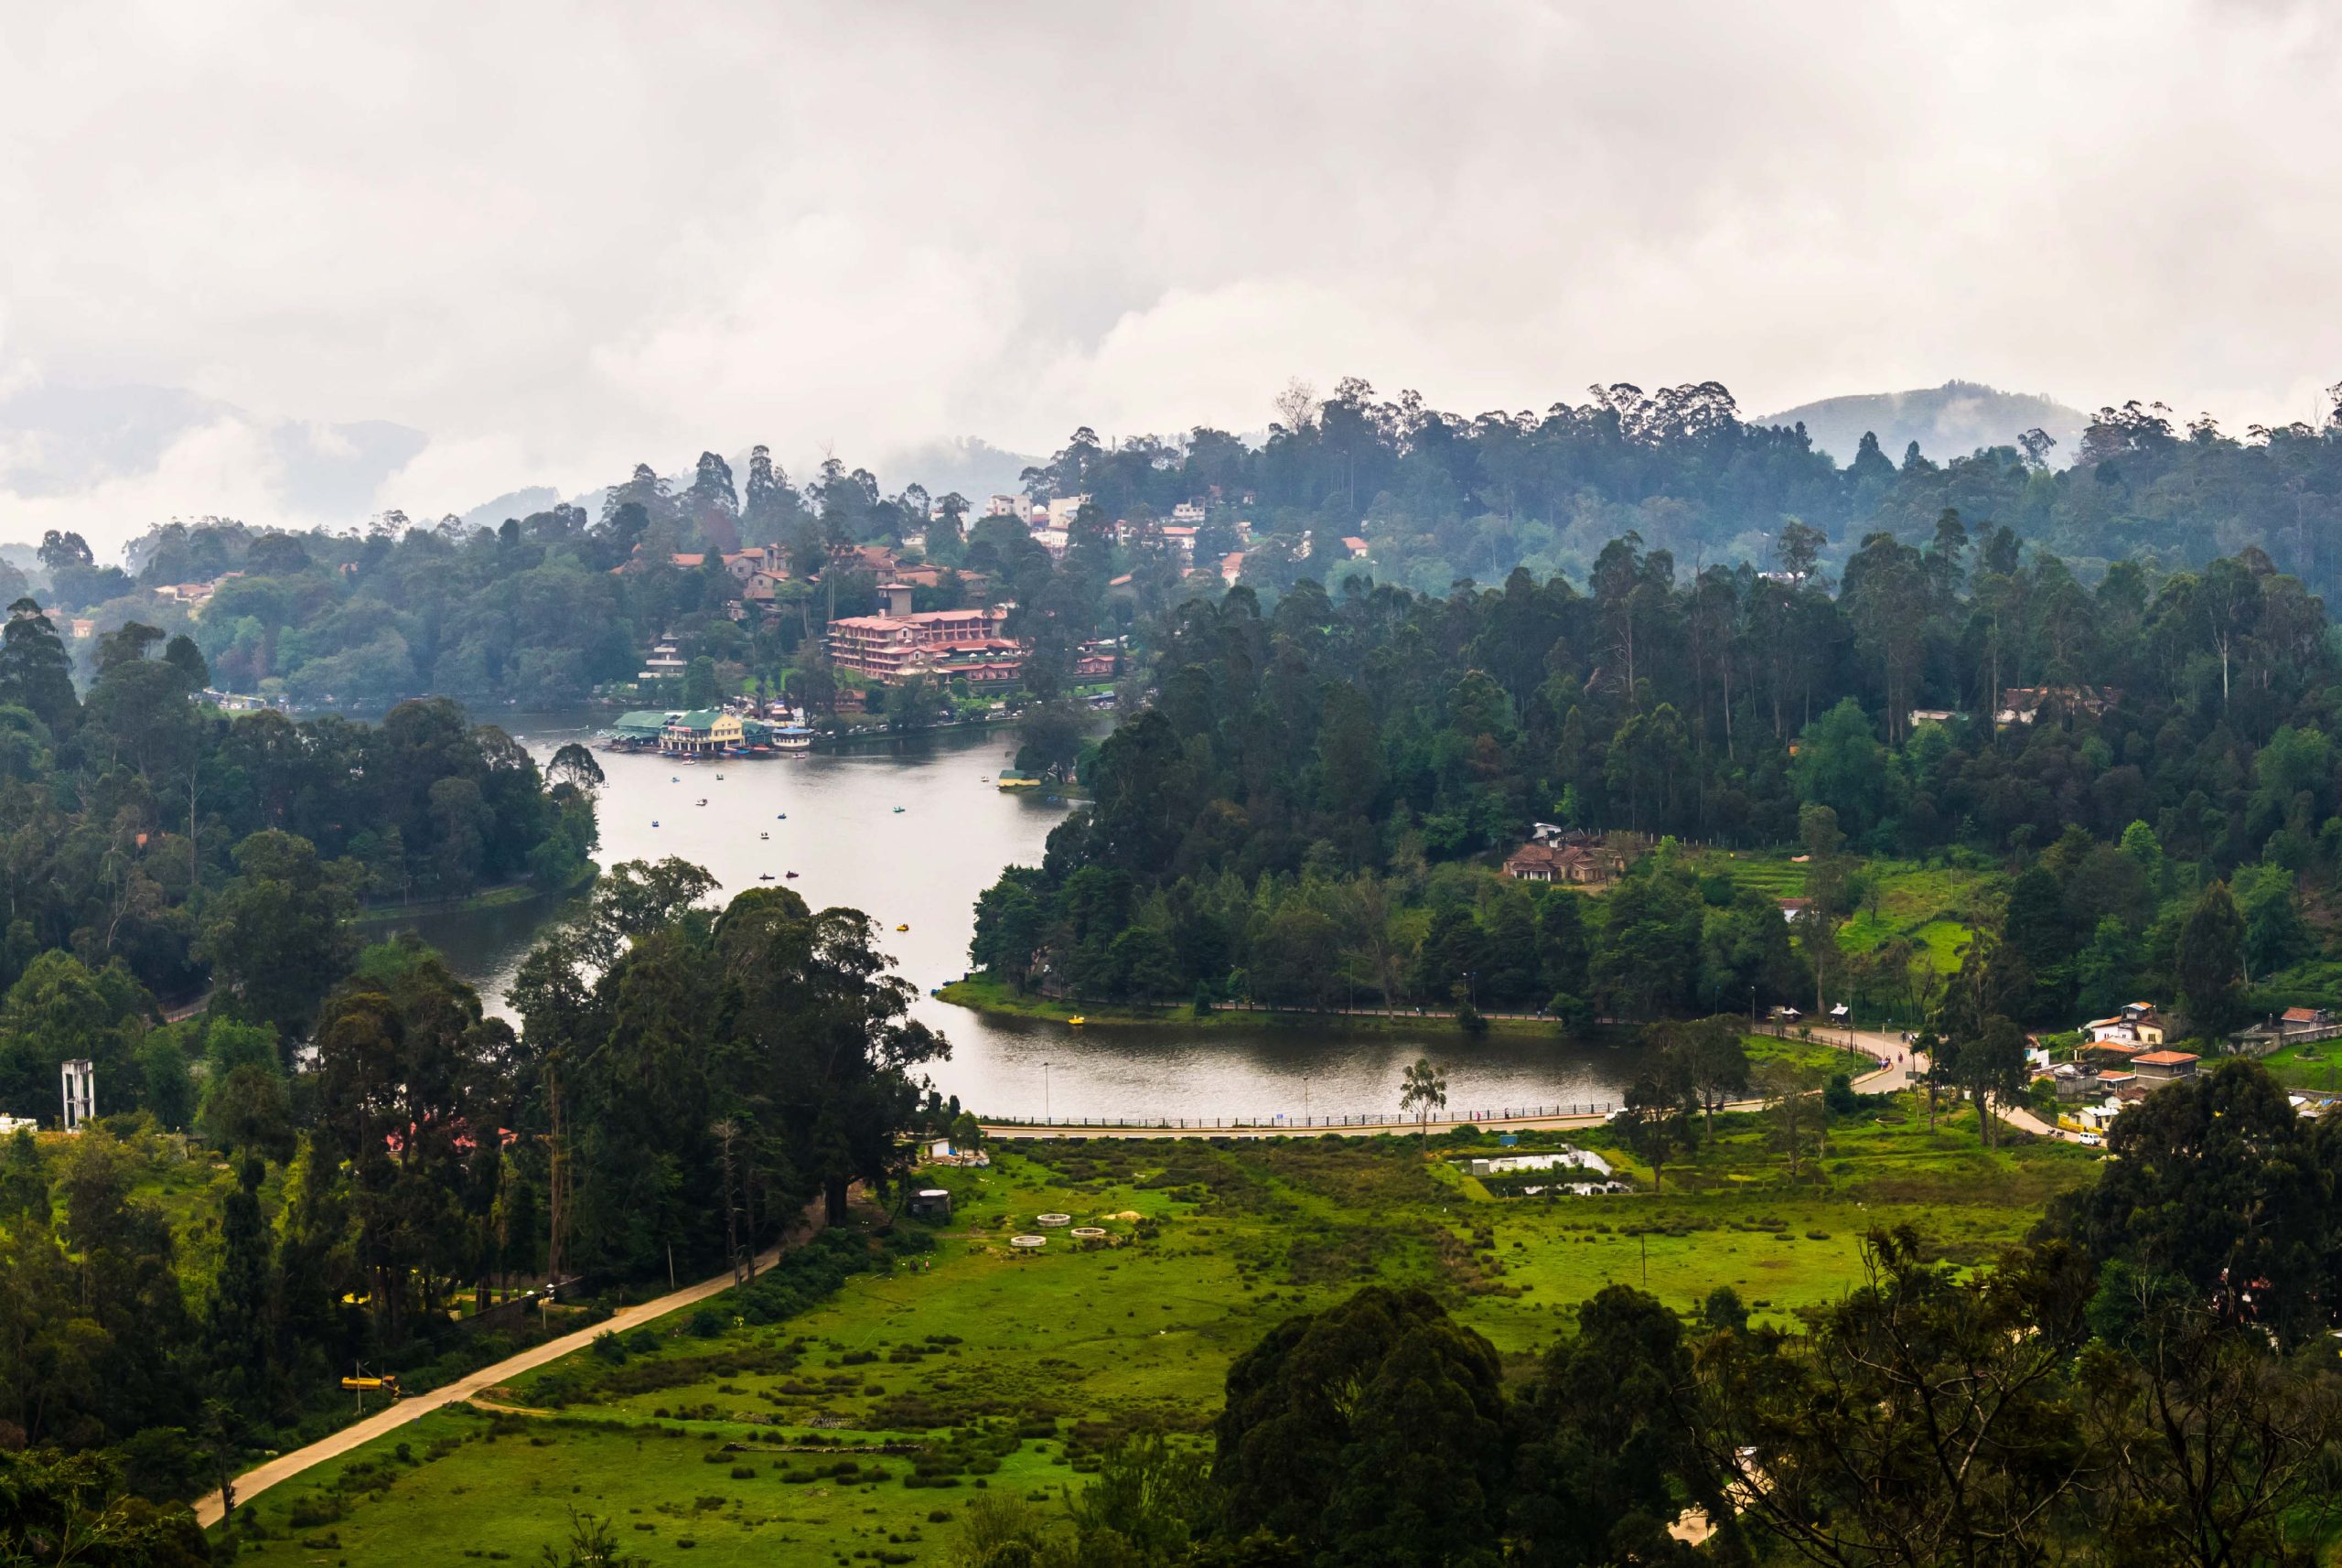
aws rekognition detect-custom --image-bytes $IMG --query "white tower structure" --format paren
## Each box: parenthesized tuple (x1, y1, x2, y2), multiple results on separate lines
(60, 1058, 94, 1132)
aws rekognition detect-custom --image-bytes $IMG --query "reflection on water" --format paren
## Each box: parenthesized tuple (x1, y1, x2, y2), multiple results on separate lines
(381, 711, 1635, 1120)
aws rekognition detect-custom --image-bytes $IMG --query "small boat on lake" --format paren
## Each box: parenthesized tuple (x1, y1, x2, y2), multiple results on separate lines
(1068, 1016, 1086, 1027)
(759, 832, 768, 840)
(893, 806, 906, 813)
(895, 923, 908, 931)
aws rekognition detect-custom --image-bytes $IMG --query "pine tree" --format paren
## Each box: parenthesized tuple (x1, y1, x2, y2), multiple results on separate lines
(207, 1154, 275, 1401)
(0, 599, 81, 734)
(2176, 881, 2250, 1042)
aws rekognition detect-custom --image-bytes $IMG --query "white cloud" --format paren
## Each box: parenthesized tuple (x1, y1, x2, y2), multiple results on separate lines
(6, 0, 2342, 551)
(1, 416, 290, 559)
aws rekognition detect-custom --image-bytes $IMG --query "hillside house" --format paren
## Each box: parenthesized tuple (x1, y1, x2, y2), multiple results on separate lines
(1997, 685, 2119, 725)
(638, 636, 686, 682)
(2048, 1061, 2100, 1101)
(2228, 1004, 2342, 1057)
(2082, 1002, 2166, 1048)
(1502, 841, 1620, 887)
(2131, 1049, 2199, 1080)
(721, 545, 787, 581)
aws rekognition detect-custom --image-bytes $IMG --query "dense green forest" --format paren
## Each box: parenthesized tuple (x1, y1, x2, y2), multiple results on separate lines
(972, 525, 2326, 1034)
(0, 865, 948, 1517)
(0, 597, 599, 1113)
(20, 381, 2342, 712)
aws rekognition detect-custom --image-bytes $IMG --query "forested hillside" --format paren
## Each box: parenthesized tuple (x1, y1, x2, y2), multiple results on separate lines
(973, 525, 2330, 1035)
(0, 600, 598, 1112)
(17, 380, 2342, 711)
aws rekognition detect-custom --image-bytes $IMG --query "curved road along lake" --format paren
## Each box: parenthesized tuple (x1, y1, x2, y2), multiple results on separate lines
(389, 713, 1643, 1122)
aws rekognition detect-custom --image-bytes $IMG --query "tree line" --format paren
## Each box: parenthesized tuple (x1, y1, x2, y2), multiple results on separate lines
(972, 523, 2330, 1030)
(27, 378, 2342, 715)
(0, 860, 948, 1527)
(0, 599, 597, 1116)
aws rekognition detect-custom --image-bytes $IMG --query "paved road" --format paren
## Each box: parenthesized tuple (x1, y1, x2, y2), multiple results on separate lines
(196, 1208, 823, 1529)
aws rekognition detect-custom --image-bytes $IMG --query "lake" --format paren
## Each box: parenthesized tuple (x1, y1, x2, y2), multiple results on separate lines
(384, 711, 1639, 1121)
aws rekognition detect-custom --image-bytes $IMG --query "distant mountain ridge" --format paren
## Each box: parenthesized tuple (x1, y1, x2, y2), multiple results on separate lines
(1756, 380, 2088, 467)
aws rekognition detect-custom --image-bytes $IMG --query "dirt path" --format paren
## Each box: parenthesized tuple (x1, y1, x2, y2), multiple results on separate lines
(197, 1206, 824, 1529)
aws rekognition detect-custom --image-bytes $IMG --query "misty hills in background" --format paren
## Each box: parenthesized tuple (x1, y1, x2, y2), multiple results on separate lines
(0, 381, 426, 519)
(1756, 380, 2088, 467)
(3, 376, 2087, 556)
(453, 437, 1039, 532)
(878, 435, 1041, 503)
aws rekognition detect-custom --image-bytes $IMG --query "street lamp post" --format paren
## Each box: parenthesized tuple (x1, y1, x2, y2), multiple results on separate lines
(1304, 1076, 1311, 1124)
(1042, 1061, 1052, 1122)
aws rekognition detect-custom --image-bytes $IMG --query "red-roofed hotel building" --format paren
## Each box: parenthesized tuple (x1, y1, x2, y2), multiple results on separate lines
(825, 605, 1026, 685)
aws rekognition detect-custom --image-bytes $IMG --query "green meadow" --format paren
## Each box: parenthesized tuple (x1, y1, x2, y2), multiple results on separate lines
(1695, 848, 2001, 977)
(220, 1093, 2094, 1568)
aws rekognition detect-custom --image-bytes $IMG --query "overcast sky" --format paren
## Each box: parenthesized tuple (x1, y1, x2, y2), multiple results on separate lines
(5, 0, 2341, 554)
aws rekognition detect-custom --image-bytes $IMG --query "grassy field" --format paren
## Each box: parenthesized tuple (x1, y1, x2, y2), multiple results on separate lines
(1743, 1031, 1875, 1079)
(2, 1126, 272, 1295)
(2243, 1037, 2342, 1094)
(1694, 849, 2001, 975)
(220, 1091, 2094, 1568)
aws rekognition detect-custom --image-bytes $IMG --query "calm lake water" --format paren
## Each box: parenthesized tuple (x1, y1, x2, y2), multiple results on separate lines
(384, 712, 1638, 1121)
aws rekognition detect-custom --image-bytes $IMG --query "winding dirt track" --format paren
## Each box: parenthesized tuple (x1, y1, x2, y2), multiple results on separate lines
(196, 1207, 824, 1529)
